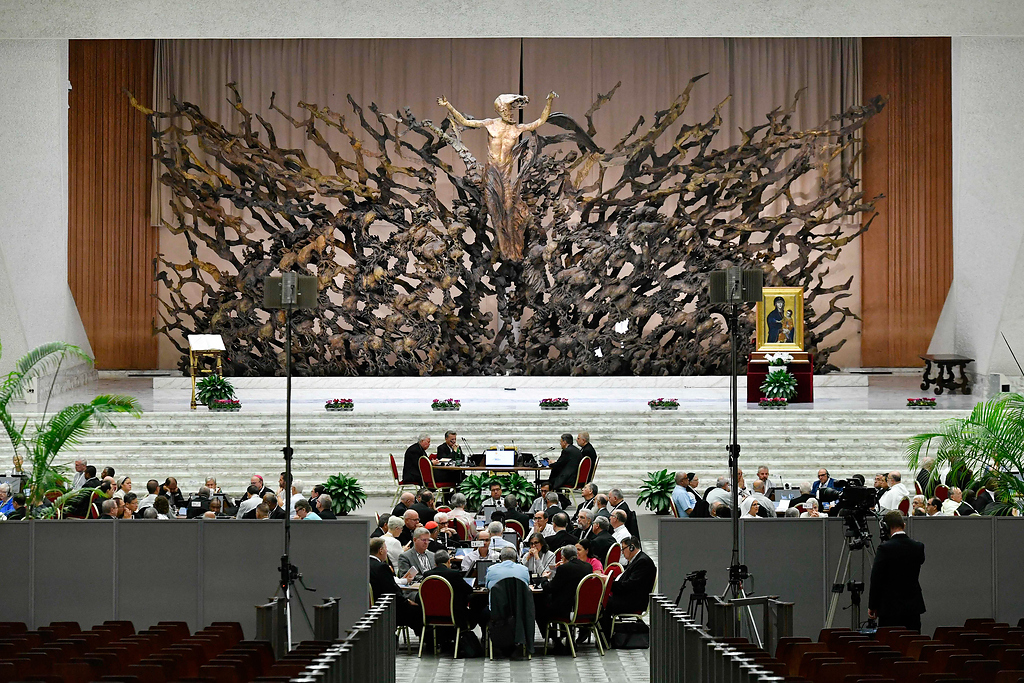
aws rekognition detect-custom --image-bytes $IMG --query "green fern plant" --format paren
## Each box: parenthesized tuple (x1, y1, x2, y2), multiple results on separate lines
(906, 392, 1024, 515)
(1, 337, 142, 505)
(195, 375, 236, 407)
(637, 469, 675, 513)
(760, 368, 797, 400)
(323, 473, 367, 515)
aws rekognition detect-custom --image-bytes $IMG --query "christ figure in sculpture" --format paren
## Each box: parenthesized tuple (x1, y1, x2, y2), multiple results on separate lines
(437, 92, 557, 261)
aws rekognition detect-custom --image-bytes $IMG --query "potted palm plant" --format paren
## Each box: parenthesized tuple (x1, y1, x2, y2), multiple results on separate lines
(905, 392, 1024, 515)
(0, 338, 141, 511)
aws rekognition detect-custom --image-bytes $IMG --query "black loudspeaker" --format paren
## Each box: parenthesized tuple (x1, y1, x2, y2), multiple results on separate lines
(263, 274, 319, 309)
(708, 267, 763, 304)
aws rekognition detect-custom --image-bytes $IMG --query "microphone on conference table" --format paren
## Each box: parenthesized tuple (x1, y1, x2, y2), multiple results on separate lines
(461, 437, 476, 463)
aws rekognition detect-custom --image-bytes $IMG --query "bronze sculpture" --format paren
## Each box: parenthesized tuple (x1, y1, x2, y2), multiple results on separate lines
(134, 76, 884, 377)
(437, 92, 557, 261)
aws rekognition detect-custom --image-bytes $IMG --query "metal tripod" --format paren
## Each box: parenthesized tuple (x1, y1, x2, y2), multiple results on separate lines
(825, 538, 873, 630)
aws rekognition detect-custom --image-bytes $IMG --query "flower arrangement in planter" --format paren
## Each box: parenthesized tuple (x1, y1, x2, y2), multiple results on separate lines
(760, 352, 797, 402)
(432, 398, 461, 411)
(907, 397, 937, 408)
(209, 398, 241, 412)
(539, 398, 569, 410)
(196, 374, 236, 409)
(648, 398, 680, 411)
(759, 397, 789, 409)
(325, 399, 354, 412)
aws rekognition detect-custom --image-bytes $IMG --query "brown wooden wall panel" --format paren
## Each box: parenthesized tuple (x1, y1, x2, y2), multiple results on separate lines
(861, 38, 953, 367)
(69, 40, 156, 369)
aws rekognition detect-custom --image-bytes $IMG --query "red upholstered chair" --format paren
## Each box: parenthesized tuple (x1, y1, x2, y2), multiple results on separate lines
(557, 458, 592, 505)
(390, 454, 418, 506)
(418, 456, 455, 499)
(898, 498, 911, 515)
(669, 498, 680, 517)
(417, 576, 464, 659)
(934, 485, 949, 502)
(506, 519, 526, 539)
(604, 543, 621, 568)
(544, 573, 606, 657)
(452, 517, 472, 541)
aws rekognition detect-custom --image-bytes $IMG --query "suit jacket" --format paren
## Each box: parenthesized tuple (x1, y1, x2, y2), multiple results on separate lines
(868, 533, 926, 618)
(397, 547, 436, 578)
(269, 505, 287, 520)
(580, 442, 597, 478)
(505, 508, 532, 530)
(608, 551, 657, 615)
(543, 558, 593, 619)
(391, 502, 409, 518)
(549, 444, 584, 490)
(83, 477, 101, 490)
(411, 502, 436, 525)
(421, 564, 472, 624)
(402, 443, 427, 485)
(6, 507, 26, 520)
(547, 529, 577, 553)
(369, 556, 401, 603)
(916, 468, 931, 496)
(318, 509, 337, 520)
(589, 531, 616, 566)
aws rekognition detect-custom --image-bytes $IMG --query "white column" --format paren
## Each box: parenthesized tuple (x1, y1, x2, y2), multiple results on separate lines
(0, 39, 93, 380)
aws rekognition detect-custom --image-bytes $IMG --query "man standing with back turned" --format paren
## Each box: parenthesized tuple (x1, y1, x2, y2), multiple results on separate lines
(868, 511, 926, 632)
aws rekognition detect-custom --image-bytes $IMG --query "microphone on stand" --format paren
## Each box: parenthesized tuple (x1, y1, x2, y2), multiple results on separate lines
(461, 437, 475, 465)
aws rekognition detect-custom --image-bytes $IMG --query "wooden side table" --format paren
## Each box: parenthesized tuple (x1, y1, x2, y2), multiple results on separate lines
(920, 354, 974, 395)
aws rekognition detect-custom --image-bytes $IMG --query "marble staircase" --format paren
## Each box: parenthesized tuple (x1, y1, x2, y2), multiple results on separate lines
(68, 409, 967, 498)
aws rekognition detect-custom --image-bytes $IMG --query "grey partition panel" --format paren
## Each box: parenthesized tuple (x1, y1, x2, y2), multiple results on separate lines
(995, 518, 1024, 624)
(658, 518, 732, 610)
(202, 520, 284, 639)
(911, 516, 995, 634)
(33, 521, 115, 627)
(0, 523, 31, 625)
(290, 519, 370, 637)
(117, 521, 201, 631)
(743, 518, 827, 638)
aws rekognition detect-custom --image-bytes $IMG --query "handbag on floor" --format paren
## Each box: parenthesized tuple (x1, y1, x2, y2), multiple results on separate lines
(610, 620, 650, 649)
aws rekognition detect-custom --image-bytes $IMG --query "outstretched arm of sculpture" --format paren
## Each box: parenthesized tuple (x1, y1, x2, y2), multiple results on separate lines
(437, 96, 487, 128)
(520, 91, 558, 132)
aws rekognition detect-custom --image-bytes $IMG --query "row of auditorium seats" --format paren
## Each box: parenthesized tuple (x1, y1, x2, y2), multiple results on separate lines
(0, 620, 331, 683)
(774, 618, 1024, 683)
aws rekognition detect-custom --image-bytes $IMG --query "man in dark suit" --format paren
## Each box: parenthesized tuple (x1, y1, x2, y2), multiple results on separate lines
(916, 458, 934, 498)
(588, 517, 616, 565)
(315, 495, 337, 520)
(503, 494, 532, 531)
(577, 431, 597, 477)
(82, 465, 100, 490)
(868, 511, 926, 632)
(548, 433, 584, 493)
(546, 512, 577, 553)
(572, 483, 598, 524)
(421, 550, 475, 627)
(98, 499, 117, 519)
(601, 536, 657, 636)
(368, 538, 421, 633)
(608, 488, 639, 537)
(411, 490, 437, 525)
(539, 545, 593, 651)
(5, 493, 27, 520)
(402, 434, 431, 485)
(392, 491, 414, 518)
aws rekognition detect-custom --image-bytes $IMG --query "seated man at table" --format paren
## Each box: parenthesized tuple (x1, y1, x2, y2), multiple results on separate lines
(421, 549, 475, 628)
(402, 433, 431, 486)
(588, 516, 616, 564)
(547, 433, 584, 506)
(411, 490, 437, 525)
(531, 508, 554, 538)
(546, 512, 577, 552)
(486, 547, 531, 595)
(448, 493, 478, 538)
(538, 544, 593, 653)
(392, 491, 414, 518)
(504, 494, 532, 531)
(487, 521, 516, 550)
(398, 527, 436, 578)
(427, 515, 458, 552)
(479, 482, 507, 520)
(369, 538, 421, 634)
(461, 530, 500, 574)
(600, 536, 657, 637)
(529, 482, 552, 515)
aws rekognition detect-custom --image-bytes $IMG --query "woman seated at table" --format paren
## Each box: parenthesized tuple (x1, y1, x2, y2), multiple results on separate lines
(741, 496, 761, 518)
(575, 538, 603, 573)
(520, 532, 556, 577)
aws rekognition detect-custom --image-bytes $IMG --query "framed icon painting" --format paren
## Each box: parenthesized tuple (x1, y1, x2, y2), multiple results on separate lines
(755, 287, 804, 351)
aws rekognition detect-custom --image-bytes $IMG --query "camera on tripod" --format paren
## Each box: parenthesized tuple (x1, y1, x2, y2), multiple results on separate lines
(684, 569, 708, 596)
(818, 482, 878, 549)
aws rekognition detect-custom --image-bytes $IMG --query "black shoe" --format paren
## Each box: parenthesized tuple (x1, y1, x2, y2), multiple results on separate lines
(575, 630, 591, 646)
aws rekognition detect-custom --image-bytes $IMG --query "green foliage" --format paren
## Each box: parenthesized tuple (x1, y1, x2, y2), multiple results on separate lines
(458, 471, 537, 510)
(760, 368, 798, 400)
(323, 473, 367, 515)
(637, 469, 675, 513)
(0, 338, 141, 505)
(906, 392, 1024, 515)
(196, 375, 236, 407)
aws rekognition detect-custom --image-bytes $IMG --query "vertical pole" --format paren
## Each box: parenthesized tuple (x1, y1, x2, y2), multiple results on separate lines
(282, 301, 294, 650)
(729, 303, 741, 598)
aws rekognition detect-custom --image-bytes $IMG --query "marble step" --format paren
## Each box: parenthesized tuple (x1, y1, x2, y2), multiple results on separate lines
(62, 410, 965, 498)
